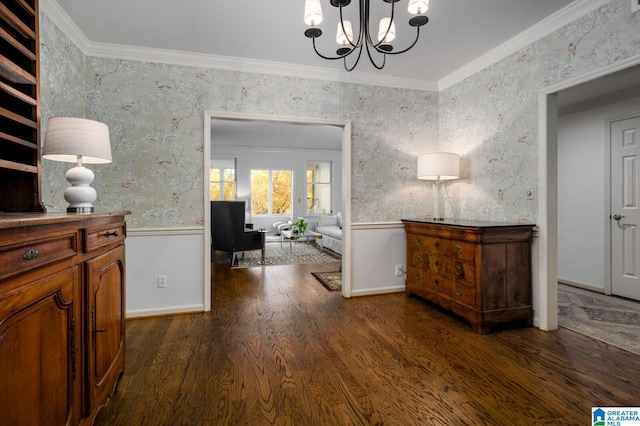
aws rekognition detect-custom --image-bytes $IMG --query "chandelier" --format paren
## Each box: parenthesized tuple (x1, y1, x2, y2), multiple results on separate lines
(303, 0, 430, 71)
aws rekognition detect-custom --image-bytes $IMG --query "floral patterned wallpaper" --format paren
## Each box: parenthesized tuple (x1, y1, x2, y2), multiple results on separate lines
(440, 0, 640, 223)
(39, 0, 639, 228)
(39, 13, 86, 210)
(39, 15, 439, 228)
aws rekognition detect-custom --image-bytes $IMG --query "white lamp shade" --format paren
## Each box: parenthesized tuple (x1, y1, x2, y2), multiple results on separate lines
(378, 18, 396, 43)
(336, 20, 353, 45)
(304, 0, 323, 26)
(408, 0, 429, 15)
(42, 117, 112, 164)
(417, 152, 460, 180)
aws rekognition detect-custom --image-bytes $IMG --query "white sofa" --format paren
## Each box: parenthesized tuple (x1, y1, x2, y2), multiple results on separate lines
(305, 214, 342, 255)
(271, 214, 343, 255)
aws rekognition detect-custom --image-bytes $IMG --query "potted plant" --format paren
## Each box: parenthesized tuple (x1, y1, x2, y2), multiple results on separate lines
(291, 217, 307, 234)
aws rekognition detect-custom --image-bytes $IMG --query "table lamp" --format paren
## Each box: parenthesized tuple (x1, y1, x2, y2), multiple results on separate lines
(417, 152, 460, 220)
(42, 117, 112, 213)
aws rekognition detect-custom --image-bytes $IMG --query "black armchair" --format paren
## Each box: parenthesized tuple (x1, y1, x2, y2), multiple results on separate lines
(211, 201, 263, 265)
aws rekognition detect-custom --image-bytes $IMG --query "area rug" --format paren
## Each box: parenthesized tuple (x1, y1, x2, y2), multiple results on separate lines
(232, 241, 340, 268)
(311, 271, 342, 291)
(558, 284, 640, 355)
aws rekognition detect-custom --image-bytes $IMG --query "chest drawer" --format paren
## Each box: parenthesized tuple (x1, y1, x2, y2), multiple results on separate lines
(84, 222, 126, 252)
(452, 281, 477, 307)
(407, 234, 475, 262)
(428, 257, 475, 284)
(0, 232, 78, 280)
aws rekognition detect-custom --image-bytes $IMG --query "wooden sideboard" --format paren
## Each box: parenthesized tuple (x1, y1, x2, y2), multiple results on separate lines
(0, 212, 129, 425)
(402, 219, 535, 333)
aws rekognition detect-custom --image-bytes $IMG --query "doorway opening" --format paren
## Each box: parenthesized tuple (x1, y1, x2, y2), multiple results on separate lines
(538, 56, 640, 331)
(203, 112, 352, 310)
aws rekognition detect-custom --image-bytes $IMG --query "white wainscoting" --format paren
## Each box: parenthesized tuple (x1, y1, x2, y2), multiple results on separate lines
(126, 228, 205, 318)
(125, 223, 410, 317)
(350, 222, 407, 296)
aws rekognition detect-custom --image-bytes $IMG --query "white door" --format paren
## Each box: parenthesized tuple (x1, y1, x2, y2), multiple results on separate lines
(611, 114, 640, 301)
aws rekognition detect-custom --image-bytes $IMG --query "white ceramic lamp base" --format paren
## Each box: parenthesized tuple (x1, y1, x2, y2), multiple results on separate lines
(432, 181, 445, 221)
(64, 165, 97, 213)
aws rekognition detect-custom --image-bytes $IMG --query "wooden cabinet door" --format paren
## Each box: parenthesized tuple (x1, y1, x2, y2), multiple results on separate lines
(0, 267, 80, 426)
(85, 245, 125, 420)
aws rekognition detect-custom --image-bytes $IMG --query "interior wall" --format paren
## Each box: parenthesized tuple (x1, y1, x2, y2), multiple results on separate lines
(558, 96, 640, 291)
(126, 230, 205, 317)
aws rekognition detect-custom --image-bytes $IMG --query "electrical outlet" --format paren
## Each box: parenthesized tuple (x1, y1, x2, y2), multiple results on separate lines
(632, 0, 640, 14)
(157, 275, 167, 288)
(395, 265, 404, 276)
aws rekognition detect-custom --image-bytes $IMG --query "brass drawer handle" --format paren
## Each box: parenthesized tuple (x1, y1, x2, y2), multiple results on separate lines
(415, 271, 421, 280)
(22, 248, 40, 260)
(455, 244, 462, 255)
(434, 279, 439, 286)
(434, 260, 440, 267)
(434, 241, 440, 248)
(415, 253, 422, 264)
(455, 285, 462, 296)
(105, 231, 119, 238)
(455, 264, 463, 276)
(416, 236, 422, 246)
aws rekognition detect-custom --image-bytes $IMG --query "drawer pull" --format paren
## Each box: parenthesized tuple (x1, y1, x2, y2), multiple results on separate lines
(22, 248, 39, 260)
(415, 271, 421, 279)
(455, 244, 463, 255)
(105, 231, 119, 238)
(434, 241, 440, 248)
(416, 236, 422, 246)
(455, 285, 462, 296)
(434, 279, 439, 286)
(415, 253, 422, 264)
(434, 260, 440, 267)
(455, 264, 463, 276)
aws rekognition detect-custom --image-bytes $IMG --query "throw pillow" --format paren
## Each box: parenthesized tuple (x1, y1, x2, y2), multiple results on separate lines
(336, 212, 343, 228)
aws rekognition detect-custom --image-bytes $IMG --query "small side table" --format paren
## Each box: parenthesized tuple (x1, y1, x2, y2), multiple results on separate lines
(257, 229, 271, 265)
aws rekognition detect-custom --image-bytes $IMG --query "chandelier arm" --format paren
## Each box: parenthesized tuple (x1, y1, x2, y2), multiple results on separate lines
(339, 4, 362, 49)
(377, 25, 421, 55)
(344, 44, 365, 71)
(312, 36, 354, 61)
(364, 41, 387, 70)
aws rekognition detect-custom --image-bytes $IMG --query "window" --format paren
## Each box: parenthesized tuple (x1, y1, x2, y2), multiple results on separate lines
(210, 159, 236, 201)
(251, 169, 292, 215)
(307, 161, 331, 214)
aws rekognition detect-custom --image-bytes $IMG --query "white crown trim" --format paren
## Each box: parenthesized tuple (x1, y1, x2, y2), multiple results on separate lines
(438, 0, 611, 91)
(40, 0, 90, 53)
(86, 42, 438, 92)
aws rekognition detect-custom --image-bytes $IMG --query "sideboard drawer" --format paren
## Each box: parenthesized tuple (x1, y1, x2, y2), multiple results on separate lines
(84, 223, 126, 252)
(0, 232, 78, 280)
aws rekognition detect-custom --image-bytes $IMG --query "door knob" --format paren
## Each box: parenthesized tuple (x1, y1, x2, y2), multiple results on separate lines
(612, 214, 624, 221)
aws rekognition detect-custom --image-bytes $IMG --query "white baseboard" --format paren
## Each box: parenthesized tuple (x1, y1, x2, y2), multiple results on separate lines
(349, 285, 406, 297)
(558, 279, 604, 293)
(126, 304, 204, 319)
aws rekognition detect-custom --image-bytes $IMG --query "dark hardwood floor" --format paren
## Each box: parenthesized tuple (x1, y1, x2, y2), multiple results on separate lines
(95, 260, 640, 425)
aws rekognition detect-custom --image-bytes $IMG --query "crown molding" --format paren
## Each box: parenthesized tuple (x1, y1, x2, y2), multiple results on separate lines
(86, 42, 438, 92)
(438, 0, 611, 91)
(40, 0, 90, 53)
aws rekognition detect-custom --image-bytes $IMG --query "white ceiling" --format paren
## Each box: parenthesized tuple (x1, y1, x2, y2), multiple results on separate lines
(54, 0, 576, 84)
